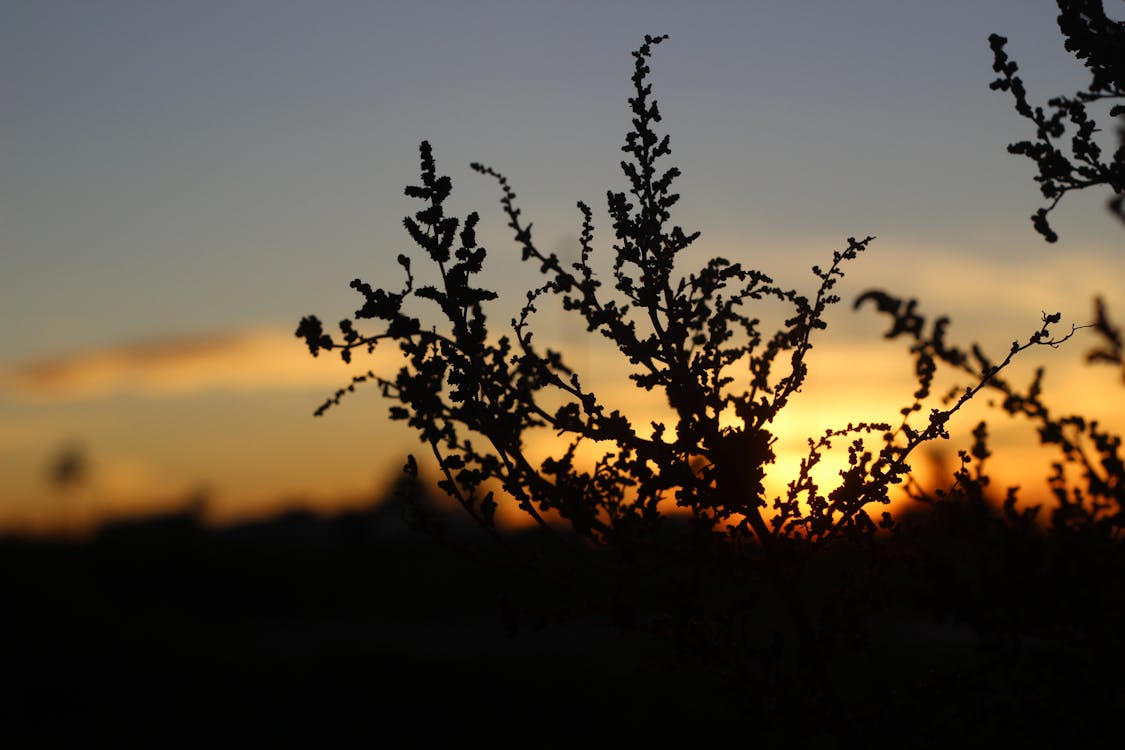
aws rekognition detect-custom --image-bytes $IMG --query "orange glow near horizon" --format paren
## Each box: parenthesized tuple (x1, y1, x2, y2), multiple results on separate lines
(453, 340, 1122, 535)
(1, 321, 1121, 539)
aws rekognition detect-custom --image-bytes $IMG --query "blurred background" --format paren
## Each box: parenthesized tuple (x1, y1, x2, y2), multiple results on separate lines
(3, 0, 1123, 535)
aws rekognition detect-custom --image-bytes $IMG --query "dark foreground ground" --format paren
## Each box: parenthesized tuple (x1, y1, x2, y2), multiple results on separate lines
(3, 492, 1122, 748)
(3, 498, 720, 748)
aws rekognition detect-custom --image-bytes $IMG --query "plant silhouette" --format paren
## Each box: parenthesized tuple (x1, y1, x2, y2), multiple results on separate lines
(988, 0, 1125, 384)
(295, 32, 1105, 710)
(863, 0, 1124, 538)
(988, 0, 1124, 242)
(831, 8, 1124, 737)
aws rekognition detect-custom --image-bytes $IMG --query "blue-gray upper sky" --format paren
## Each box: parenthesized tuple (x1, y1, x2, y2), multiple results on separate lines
(4, 0, 1121, 362)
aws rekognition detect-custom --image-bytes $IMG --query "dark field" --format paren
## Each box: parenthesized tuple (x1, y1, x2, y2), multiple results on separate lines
(4, 490, 1122, 748)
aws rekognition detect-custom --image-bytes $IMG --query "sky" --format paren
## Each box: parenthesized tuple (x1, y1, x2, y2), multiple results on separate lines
(2, 0, 1123, 535)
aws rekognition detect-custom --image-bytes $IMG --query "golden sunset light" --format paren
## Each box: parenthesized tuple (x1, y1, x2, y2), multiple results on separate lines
(3, 275, 1120, 536)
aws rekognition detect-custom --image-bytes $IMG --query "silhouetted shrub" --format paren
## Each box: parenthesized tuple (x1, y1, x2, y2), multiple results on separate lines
(988, 0, 1124, 387)
(296, 35, 1114, 716)
(988, 0, 1123, 242)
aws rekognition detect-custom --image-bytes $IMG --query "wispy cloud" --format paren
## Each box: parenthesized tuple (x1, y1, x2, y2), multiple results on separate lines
(705, 233, 1122, 326)
(0, 328, 397, 403)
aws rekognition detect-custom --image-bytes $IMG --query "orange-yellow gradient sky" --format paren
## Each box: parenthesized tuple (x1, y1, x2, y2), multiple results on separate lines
(2, 1, 1123, 535)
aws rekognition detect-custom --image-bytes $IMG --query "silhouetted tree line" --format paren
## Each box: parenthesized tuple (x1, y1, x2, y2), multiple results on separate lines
(293, 5, 1123, 745)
